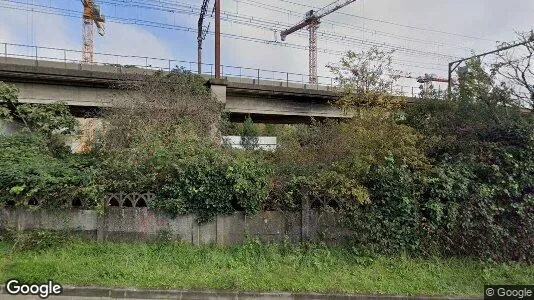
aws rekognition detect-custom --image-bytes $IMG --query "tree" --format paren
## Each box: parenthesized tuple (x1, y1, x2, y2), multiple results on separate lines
(453, 57, 514, 108)
(0, 81, 77, 135)
(240, 115, 259, 150)
(0, 81, 77, 155)
(327, 46, 406, 112)
(492, 31, 534, 110)
(101, 69, 223, 152)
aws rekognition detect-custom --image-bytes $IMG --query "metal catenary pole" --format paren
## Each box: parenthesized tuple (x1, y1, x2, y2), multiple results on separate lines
(215, 0, 221, 79)
(447, 37, 534, 100)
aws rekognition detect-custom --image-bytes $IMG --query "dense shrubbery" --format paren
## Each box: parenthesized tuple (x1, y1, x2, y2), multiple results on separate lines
(93, 70, 271, 222)
(0, 73, 271, 223)
(0, 134, 101, 208)
(1, 46, 533, 263)
(260, 49, 534, 262)
(100, 138, 271, 223)
(404, 97, 534, 262)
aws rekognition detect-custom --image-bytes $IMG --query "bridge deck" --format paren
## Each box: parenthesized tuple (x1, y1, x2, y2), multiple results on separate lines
(0, 57, 350, 123)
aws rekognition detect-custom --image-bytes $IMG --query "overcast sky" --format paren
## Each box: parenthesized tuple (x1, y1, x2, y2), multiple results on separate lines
(0, 0, 533, 90)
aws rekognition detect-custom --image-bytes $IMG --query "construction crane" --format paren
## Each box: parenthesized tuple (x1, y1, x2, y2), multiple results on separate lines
(280, 0, 357, 84)
(82, 0, 105, 63)
(417, 74, 449, 84)
(197, 0, 211, 74)
(416, 74, 451, 95)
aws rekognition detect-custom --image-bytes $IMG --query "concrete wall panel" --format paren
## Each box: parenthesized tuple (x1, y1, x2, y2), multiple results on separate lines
(0, 208, 344, 245)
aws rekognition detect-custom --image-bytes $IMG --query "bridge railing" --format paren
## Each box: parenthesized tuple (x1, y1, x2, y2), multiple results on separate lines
(1, 42, 421, 97)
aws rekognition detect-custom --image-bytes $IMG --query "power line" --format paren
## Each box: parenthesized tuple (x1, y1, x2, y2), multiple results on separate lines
(235, 0, 476, 51)
(94, 0, 461, 60)
(273, 0, 496, 42)
(2, 0, 459, 62)
(29, 0, 463, 63)
(111, 0, 474, 54)
(0, 0, 447, 73)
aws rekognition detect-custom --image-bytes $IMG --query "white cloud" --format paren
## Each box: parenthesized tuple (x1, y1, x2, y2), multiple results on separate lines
(215, 0, 534, 81)
(1, 0, 534, 89)
(95, 22, 174, 67)
(0, 6, 173, 68)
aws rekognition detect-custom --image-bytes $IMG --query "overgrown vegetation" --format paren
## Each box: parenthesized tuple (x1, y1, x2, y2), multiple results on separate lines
(1, 35, 533, 265)
(0, 82, 99, 208)
(240, 115, 259, 150)
(0, 134, 101, 208)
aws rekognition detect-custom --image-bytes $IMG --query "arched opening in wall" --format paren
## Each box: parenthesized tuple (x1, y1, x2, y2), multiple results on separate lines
(72, 198, 83, 208)
(28, 198, 39, 206)
(135, 199, 147, 208)
(123, 199, 133, 207)
(109, 198, 120, 207)
(310, 198, 340, 210)
(230, 198, 245, 212)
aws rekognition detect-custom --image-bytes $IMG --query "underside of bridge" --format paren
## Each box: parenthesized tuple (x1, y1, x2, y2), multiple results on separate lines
(0, 57, 350, 124)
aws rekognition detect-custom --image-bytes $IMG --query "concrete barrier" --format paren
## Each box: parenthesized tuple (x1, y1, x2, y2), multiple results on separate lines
(0, 207, 347, 245)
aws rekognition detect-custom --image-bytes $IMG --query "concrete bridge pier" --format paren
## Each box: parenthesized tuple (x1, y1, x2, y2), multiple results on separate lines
(208, 78, 228, 140)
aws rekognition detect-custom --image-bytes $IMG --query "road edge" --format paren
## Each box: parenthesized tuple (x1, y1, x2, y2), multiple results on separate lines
(0, 285, 483, 299)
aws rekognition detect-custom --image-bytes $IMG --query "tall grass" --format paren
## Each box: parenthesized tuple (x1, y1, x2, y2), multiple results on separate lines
(0, 238, 532, 296)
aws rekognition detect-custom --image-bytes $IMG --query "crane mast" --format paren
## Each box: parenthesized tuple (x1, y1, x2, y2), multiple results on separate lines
(281, 0, 357, 84)
(82, 0, 105, 63)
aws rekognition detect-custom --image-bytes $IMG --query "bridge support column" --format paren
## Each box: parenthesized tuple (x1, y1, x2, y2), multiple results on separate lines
(208, 78, 227, 104)
(207, 79, 228, 141)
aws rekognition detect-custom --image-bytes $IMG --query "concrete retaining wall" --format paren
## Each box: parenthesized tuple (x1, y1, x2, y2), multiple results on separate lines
(0, 208, 347, 245)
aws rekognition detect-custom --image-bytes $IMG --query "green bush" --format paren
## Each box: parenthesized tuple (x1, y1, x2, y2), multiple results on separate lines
(402, 91, 534, 261)
(0, 134, 102, 208)
(343, 157, 421, 254)
(100, 139, 271, 223)
(240, 115, 259, 150)
(419, 150, 534, 262)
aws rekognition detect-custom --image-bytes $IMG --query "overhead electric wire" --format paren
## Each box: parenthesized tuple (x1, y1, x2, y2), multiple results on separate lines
(92, 0, 462, 61)
(235, 0, 476, 51)
(108, 0, 473, 54)
(0, 0, 447, 73)
(1, 0, 458, 65)
(16, 0, 464, 63)
(273, 0, 496, 42)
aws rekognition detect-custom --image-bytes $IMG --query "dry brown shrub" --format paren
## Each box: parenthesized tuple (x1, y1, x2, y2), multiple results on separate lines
(100, 70, 224, 152)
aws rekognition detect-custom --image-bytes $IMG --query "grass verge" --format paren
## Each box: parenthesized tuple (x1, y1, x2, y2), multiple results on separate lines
(0, 239, 532, 296)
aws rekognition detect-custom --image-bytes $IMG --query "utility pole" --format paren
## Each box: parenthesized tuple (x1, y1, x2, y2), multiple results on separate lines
(197, 0, 210, 74)
(447, 37, 534, 99)
(215, 0, 221, 79)
(198, 42, 202, 74)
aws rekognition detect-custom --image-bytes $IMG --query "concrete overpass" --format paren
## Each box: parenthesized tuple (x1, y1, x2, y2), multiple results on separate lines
(0, 56, 350, 123)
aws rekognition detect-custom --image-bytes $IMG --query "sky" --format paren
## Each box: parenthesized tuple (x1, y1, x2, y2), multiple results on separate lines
(0, 0, 533, 91)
